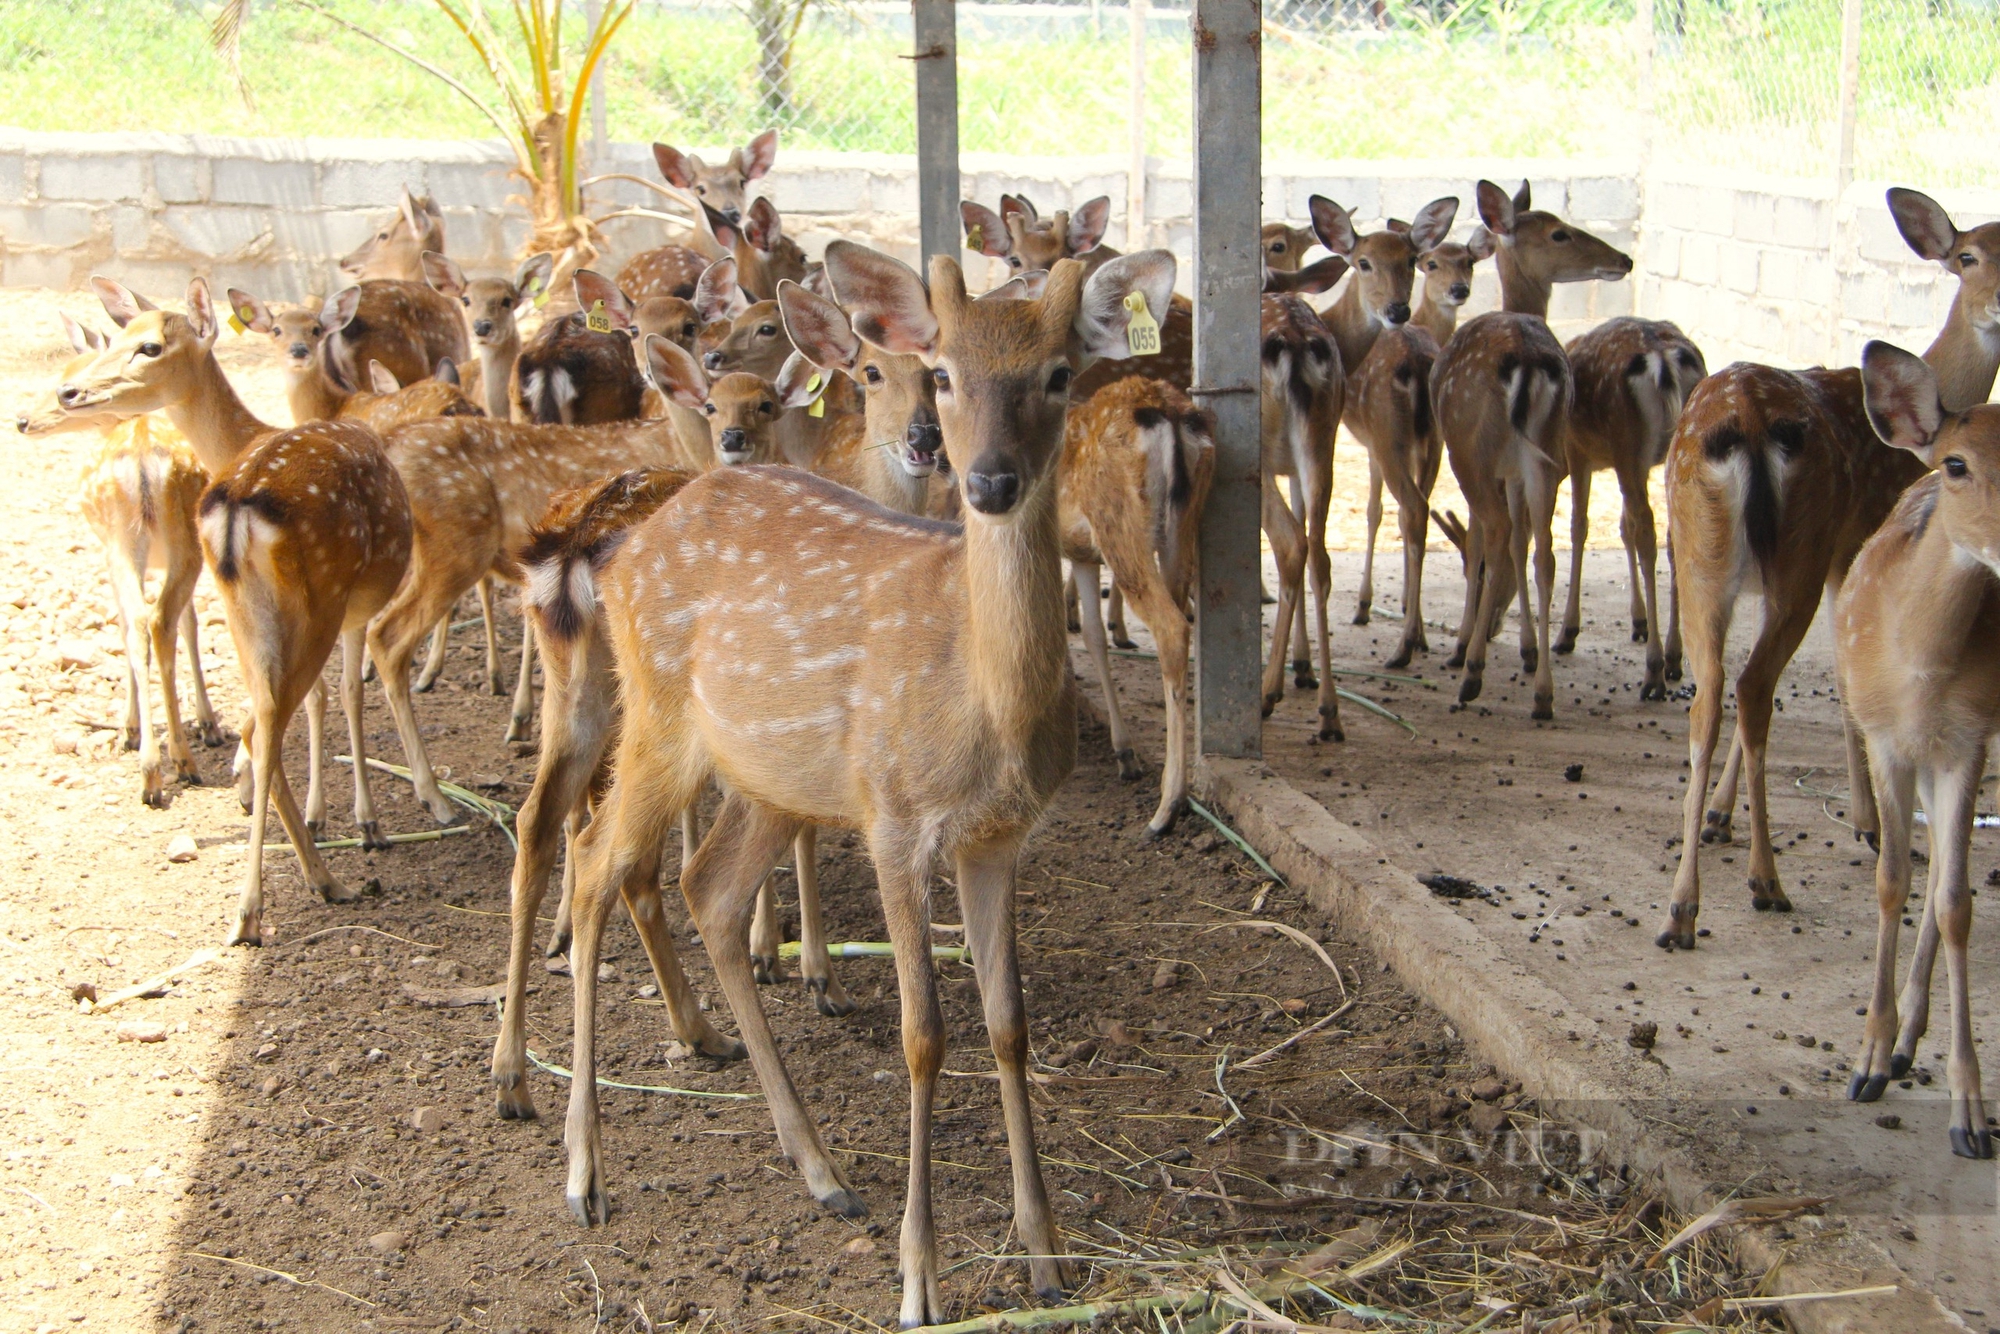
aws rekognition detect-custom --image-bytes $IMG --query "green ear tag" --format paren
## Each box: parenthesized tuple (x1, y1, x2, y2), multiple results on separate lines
(967, 223, 985, 253)
(585, 299, 612, 334)
(806, 370, 825, 418)
(1123, 290, 1161, 356)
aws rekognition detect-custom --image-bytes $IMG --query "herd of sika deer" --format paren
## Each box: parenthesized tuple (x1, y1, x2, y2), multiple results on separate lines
(15, 127, 2000, 1320)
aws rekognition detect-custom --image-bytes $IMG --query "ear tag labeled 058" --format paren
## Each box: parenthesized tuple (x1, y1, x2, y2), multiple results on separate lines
(806, 370, 825, 418)
(1123, 291, 1161, 357)
(585, 299, 613, 334)
(966, 224, 984, 253)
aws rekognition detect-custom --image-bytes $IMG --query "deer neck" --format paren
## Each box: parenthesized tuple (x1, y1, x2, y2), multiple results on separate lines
(778, 411, 828, 471)
(959, 481, 1069, 745)
(165, 352, 270, 474)
(1887, 498, 1997, 666)
(285, 365, 350, 427)
(1922, 294, 2000, 415)
(478, 335, 519, 421)
(870, 449, 932, 518)
(1324, 285, 1385, 376)
(1494, 247, 1553, 319)
(1410, 296, 1457, 346)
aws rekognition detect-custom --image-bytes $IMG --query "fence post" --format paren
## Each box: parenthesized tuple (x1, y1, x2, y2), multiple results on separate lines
(1127, 0, 1149, 249)
(1835, 0, 1861, 197)
(585, 0, 608, 164)
(1192, 0, 1263, 762)
(1632, 0, 1653, 316)
(913, 0, 961, 266)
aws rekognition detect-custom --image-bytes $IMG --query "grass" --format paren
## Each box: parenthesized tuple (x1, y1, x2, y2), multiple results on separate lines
(0, 1, 1992, 184)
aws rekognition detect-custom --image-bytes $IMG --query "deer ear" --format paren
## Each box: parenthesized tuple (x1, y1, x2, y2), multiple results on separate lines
(420, 251, 465, 298)
(802, 262, 836, 301)
(91, 277, 147, 328)
(1307, 196, 1358, 257)
(643, 334, 708, 411)
(399, 187, 426, 237)
(1465, 226, 1497, 262)
(514, 252, 554, 301)
(59, 312, 102, 354)
(226, 287, 274, 334)
(978, 269, 1050, 302)
(1887, 187, 1958, 263)
(703, 201, 741, 253)
(1074, 250, 1176, 363)
(740, 129, 778, 181)
(745, 196, 782, 252)
(823, 241, 938, 360)
(1513, 180, 1532, 213)
(1068, 197, 1111, 254)
(1476, 181, 1518, 238)
(694, 257, 748, 323)
(572, 270, 636, 331)
(184, 279, 219, 345)
(367, 360, 402, 394)
(774, 351, 826, 411)
(1861, 340, 1946, 461)
(435, 356, 460, 386)
(321, 286, 362, 334)
(1408, 196, 1459, 254)
(1268, 254, 1349, 296)
(961, 202, 1010, 257)
(999, 193, 1038, 225)
(652, 142, 695, 190)
(778, 280, 861, 373)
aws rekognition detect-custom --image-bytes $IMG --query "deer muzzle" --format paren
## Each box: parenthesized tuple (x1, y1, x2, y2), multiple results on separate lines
(717, 427, 750, 463)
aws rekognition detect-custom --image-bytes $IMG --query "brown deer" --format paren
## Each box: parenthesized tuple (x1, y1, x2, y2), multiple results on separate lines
(1059, 377, 1215, 835)
(962, 193, 1113, 279)
(55, 278, 412, 946)
(17, 317, 223, 805)
(1408, 228, 1493, 346)
(253, 280, 465, 397)
(653, 131, 778, 227)
(1554, 318, 1707, 699)
(517, 270, 650, 426)
(420, 251, 554, 421)
(1260, 220, 1318, 274)
(1660, 186, 2000, 951)
(338, 188, 444, 282)
(1837, 340, 1998, 1160)
(552, 242, 1173, 1325)
(1433, 180, 1632, 719)
(225, 286, 476, 428)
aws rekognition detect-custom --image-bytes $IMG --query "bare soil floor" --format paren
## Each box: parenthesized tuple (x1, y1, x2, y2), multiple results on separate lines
(0, 284, 1889, 1334)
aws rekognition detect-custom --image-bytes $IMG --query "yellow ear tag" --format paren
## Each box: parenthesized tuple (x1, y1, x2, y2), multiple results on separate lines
(585, 299, 613, 334)
(226, 312, 246, 335)
(967, 223, 984, 253)
(1123, 290, 1161, 357)
(806, 370, 825, 418)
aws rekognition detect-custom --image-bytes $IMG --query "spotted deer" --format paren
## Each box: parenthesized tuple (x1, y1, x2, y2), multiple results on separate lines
(54, 278, 413, 946)
(16, 316, 223, 806)
(517, 270, 650, 426)
(1659, 186, 2000, 952)
(1408, 228, 1493, 347)
(338, 188, 445, 282)
(1308, 194, 1458, 376)
(653, 131, 778, 227)
(1554, 318, 1707, 698)
(225, 286, 476, 428)
(1432, 180, 1632, 719)
(1837, 341, 2000, 1161)
(1260, 220, 1319, 274)
(420, 251, 554, 422)
(552, 243, 1173, 1325)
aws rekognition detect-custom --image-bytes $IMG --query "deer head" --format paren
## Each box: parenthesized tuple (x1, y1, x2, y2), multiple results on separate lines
(1476, 180, 1632, 293)
(645, 336, 820, 466)
(422, 251, 553, 350)
(652, 131, 779, 226)
(1310, 195, 1458, 329)
(961, 195, 1112, 276)
(339, 187, 444, 281)
(1260, 222, 1319, 274)
(58, 278, 220, 419)
(1418, 227, 1495, 317)
(779, 279, 942, 479)
(228, 285, 361, 387)
(1888, 187, 2000, 332)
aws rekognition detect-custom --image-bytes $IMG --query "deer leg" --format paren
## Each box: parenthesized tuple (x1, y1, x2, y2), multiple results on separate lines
(236, 696, 347, 945)
(1662, 532, 1684, 682)
(1625, 469, 1667, 700)
(680, 803, 699, 875)
(1139, 581, 1192, 838)
(1891, 874, 1940, 1080)
(336, 628, 388, 856)
(233, 716, 255, 813)
(681, 793, 860, 1215)
(1355, 458, 1383, 627)
(1389, 488, 1429, 668)
(750, 871, 786, 985)
(1851, 756, 1916, 1103)
(1556, 461, 1589, 655)
(1659, 585, 1730, 950)
(1622, 510, 1646, 640)
(478, 577, 502, 694)
(303, 677, 328, 838)
(1303, 450, 1341, 742)
(1287, 472, 1314, 684)
(1064, 574, 1081, 634)
(620, 838, 744, 1061)
(1529, 481, 1558, 719)
(1458, 509, 1510, 704)
(365, 583, 468, 827)
(547, 810, 582, 963)
(1261, 478, 1306, 717)
(1926, 757, 1992, 1158)
(506, 625, 537, 744)
(1107, 582, 1135, 650)
(231, 700, 284, 948)
(102, 544, 165, 805)
(1705, 732, 1745, 845)
(150, 553, 203, 787)
(1734, 597, 1817, 913)
(1447, 513, 1484, 671)
(1072, 560, 1141, 780)
(180, 602, 224, 747)
(959, 836, 1068, 1305)
(1827, 573, 1881, 849)
(1506, 483, 1538, 677)
(414, 618, 449, 693)
(792, 826, 854, 1017)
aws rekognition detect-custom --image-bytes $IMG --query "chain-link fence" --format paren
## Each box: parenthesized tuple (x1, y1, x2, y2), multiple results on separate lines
(617, 0, 1997, 188)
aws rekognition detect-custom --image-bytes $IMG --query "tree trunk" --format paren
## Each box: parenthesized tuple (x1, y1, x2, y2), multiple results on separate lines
(749, 0, 795, 120)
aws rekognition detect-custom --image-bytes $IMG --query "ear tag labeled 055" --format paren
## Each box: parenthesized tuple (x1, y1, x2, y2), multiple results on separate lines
(806, 370, 825, 418)
(1123, 291, 1161, 357)
(585, 299, 613, 334)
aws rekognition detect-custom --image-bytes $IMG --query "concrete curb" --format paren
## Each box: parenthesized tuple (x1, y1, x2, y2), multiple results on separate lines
(1192, 754, 1964, 1334)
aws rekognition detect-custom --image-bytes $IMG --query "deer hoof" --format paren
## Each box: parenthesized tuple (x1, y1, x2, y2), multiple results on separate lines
(1858, 828, 1881, 853)
(567, 1181, 610, 1228)
(817, 1186, 868, 1220)
(1531, 696, 1554, 721)
(1700, 811, 1733, 844)
(1144, 799, 1186, 841)
(751, 956, 781, 986)
(1115, 747, 1144, 782)
(228, 914, 263, 948)
(1457, 674, 1483, 705)
(1519, 646, 1539, 674)
(1889, 1052, 1913, 1079)
(1553, 630, 1577, 655)
(1352, 603, 1371, 627)
(699, 1033, 748, 1062)
(1445, 649, 1466, 670)
(1748, 878, 1791, 912)
(808, 978, 858, 1019)
(494, 1080, 539, 1122)
(359, 821, 392, 853)
(1640, 675, 1666, 703)
(200, 722, 227, 748)
(1664, 657, 1684, 682)
(1848, 1070, 1888, 1102)
(1951, 1125, 1995, 1160)
(1385, 645, 1415, 670)
(1632, 618, 1649, 643)
(1111, 632, 1137, 651)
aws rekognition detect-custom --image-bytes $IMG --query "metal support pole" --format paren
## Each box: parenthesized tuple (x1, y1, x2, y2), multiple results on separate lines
(1192, 0, 1262, 761)
(1834, 0, 1861, 198)
(1127, 0, 1148, 249)
(585, 0, 608, 164)
(913, 0, 961, 266)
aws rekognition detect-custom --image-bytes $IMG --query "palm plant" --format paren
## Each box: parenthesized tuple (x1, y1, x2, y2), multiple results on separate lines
(211, 0, 633, 284)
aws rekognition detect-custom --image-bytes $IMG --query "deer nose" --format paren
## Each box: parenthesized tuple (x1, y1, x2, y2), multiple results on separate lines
(721, 207, 742, 226)
(703, 350, 726, 372)
(14, 415, 27, 433)
(472, 319, 494, 338)
(1449, 283, 1470, 302)
(905, 421, 941, 456)
(1383, 302, 1410, 326)
(288, 342, 311, 360)
(717, 427, 747, 457)
(964, 468, 1020, 515)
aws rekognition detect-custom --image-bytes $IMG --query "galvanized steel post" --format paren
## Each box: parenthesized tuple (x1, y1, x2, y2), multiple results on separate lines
(1191, 0, 1263, 760)
(912, 0, 962, 266)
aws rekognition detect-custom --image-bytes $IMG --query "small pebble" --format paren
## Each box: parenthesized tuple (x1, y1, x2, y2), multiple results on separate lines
(367, 1231, 407, 1254)
(408, 1106, 444, 1133)
(164, 834, 199, 864)
(115, 1021, 167, 1044)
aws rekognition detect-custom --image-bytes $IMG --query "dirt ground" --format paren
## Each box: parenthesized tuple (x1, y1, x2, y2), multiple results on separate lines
(0, 283, 1827, 1334)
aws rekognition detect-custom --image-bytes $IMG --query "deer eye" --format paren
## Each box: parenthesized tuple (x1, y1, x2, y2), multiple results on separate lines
(1945, 456, 1969, 478)
(1961, 253, 1978, 268)
(461, 296, 470, 306)
(863, 365, 882, 385)
(1357, 258, 1371, 272)
(138, 341, 163, 357)
(1551, 229, 1572, 243)
(1269, 241, 1286, 254)
(695, 184, 707, 194)
(311, 326, 323, 337)
(683, 323, 696, 338)
(702, 403, 716, 416)
(1008, 256, 1023, 269)
(1426, 260, 1437, 270)
(759, 401, 774, 415)
(1047, 366, 1071, 394)
(933, 367, 951, 392)
(758, 324, 776, 337)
